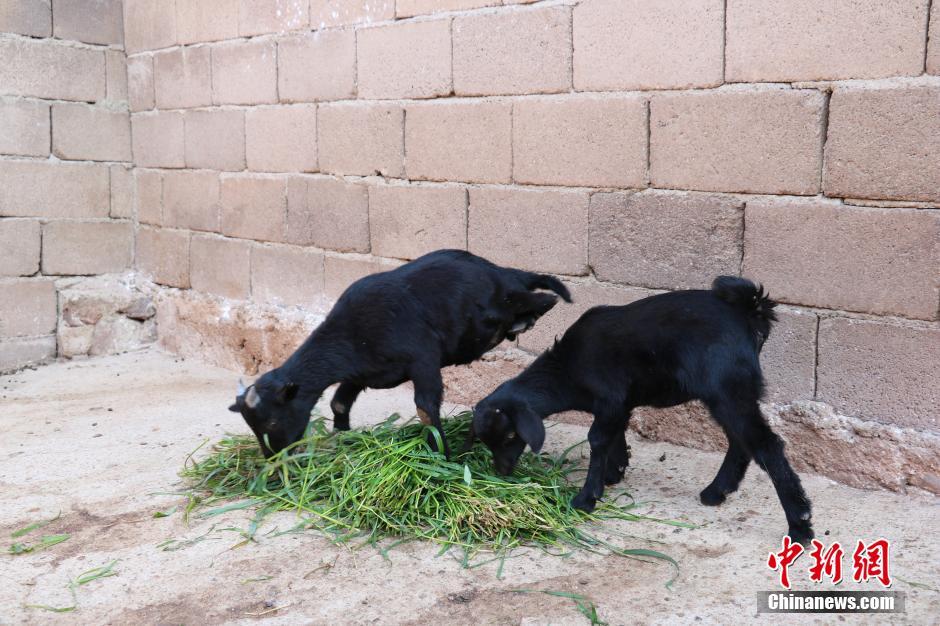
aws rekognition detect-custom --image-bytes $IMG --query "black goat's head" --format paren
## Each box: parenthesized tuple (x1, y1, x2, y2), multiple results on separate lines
(228, 372, 307, 458)
(472, 395, 545, 476)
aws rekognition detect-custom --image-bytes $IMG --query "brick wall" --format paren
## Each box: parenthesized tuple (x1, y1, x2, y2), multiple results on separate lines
(1, 0, 136, 370)
(2, 1, 939, 491)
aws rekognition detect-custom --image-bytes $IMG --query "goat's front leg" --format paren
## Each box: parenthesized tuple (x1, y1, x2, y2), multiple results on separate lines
(572, 404, 625, 513)
(409, 362, 450, 459)
(330, 383, 363, 431)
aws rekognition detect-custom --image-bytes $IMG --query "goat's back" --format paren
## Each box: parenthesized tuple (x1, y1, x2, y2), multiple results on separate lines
(551, 285, 773, 407)
(320, 250, 552, 366)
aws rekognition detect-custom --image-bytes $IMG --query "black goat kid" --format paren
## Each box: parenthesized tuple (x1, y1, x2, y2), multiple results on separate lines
(472, 277, 813, 544)
(228, 249, 571, 460)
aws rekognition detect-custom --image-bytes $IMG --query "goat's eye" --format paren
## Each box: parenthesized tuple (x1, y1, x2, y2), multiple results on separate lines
(504, 432, 516, 444)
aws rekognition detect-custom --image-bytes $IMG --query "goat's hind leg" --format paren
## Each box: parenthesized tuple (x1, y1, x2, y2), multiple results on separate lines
(700, 436, 750, 506)
(714, 400, 813, 544)
(604, 415, 632, 485)
(330, 383, 362, 431)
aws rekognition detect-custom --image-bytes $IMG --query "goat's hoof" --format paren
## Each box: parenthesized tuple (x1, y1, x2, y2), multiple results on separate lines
(571, 493, 597, 513)
(699, 486, 726, 506)
(604, 467, 626, 486)
(333, 423, 351, 432)
(788, 522, 814, 547)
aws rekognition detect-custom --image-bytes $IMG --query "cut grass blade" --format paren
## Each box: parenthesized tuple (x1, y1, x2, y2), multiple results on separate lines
(303, 556, 338, 578)
(25, 560, 117, 613)
(24, 602, 77, 613)
(197, 500, 255, 518)
(241, 575, 274, 584)
(157, 524, 219, 551)
(152, 506, 177, 519)
(11, 512, 61, 538)
(8, 533, 70, 555)
(613, 547, 680, 588)
(180, 412, 685, 584)
(70, 560, 119, 588)
(244, 602, 293, 617)
(896, 577, 938, 592)
(510, 589, 608, 626)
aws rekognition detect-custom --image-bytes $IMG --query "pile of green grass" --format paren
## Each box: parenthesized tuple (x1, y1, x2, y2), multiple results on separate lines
(181, 412, 686, 577)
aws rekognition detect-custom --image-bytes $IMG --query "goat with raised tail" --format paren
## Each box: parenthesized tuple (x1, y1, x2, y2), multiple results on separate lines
(471, 276, 814, 544)
(228, 249, 571, 460)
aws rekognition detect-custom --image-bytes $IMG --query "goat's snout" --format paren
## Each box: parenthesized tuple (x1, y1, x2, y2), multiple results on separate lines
(494, 458, 514, 476)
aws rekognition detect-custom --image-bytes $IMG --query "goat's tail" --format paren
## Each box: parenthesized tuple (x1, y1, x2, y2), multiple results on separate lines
(712, 276, 777, 323)
(519, 271, 572, 302)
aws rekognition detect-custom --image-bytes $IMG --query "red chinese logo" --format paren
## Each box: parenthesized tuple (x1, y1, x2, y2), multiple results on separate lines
(767, 536, 805, 589)
(852, 538, 892, 587)
(767, 537, 892, 588)
(808, 539, 844, 584)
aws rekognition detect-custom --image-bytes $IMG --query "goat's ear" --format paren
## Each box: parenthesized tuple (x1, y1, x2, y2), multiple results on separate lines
(275, 382, 299, 404)
(515, 408, 545, 453)
(508, 291, 558, 317)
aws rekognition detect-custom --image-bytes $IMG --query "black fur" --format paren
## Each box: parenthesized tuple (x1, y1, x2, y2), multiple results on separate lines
(473, 276, 813, 544)
(228, 249, 571, 459)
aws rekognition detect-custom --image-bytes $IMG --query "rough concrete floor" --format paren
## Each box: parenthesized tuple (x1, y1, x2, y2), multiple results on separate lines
(0, 349, 937, 625)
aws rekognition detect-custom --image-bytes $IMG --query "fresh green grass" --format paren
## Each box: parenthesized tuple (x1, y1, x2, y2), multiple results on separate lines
(511, 589, 608, 625)
(181, 412, 688, 581)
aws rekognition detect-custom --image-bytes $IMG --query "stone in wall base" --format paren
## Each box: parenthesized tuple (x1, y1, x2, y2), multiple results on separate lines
(771, 401, 940, 495)
(149, 284, 326, 376)
(143, 280, 939, 497)
(56, 274, 158, 359)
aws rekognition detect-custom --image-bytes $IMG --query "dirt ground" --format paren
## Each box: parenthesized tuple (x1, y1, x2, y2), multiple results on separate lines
(0, 349, 937, 625)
